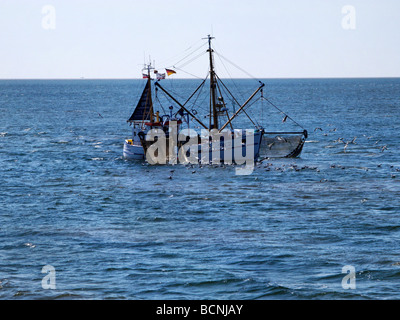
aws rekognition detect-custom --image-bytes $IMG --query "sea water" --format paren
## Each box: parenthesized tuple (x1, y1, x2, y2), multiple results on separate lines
(1, 78, 399, 299)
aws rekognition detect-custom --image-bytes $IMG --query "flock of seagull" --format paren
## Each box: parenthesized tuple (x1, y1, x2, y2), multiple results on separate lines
(314, 126, 388, 153)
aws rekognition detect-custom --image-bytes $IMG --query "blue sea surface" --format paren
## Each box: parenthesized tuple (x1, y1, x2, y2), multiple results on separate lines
(1, 78, 400, 299)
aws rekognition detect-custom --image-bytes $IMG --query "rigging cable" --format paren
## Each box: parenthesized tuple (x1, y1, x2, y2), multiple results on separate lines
(172, 66, 204, 80)
(170, 41, 207, 68)
(175, 50, 207, 70)
(214, 48, 306, 130)
(261, 96, 306, 130)
(214, 50, 260, 81)
(213, 48, 247, 102)
(215, 74, 256, 127)
(156, 38, 205, 68)
(154, 87, 167, 115)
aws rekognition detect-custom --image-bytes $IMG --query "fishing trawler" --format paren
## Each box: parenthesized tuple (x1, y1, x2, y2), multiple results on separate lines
(123, 35, 307, 163)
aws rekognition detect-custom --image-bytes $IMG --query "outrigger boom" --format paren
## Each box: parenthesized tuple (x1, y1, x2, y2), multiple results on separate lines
(219, 82, 265, 132)
(154, 81, 208, 130)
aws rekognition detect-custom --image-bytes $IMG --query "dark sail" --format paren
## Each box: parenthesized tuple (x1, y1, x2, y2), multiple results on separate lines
(128, 79, 153, 122)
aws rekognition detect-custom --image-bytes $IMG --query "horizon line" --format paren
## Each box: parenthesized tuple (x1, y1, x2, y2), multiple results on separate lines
(1, 76, 400, 81)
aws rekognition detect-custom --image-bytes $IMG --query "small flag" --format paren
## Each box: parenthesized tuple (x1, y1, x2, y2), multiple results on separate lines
(157, 73, 166, 80)
(142, 74, 149, 79)
(166, 69, 176, 76)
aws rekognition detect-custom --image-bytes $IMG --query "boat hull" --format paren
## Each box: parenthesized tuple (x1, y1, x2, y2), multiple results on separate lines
(124, 131, 306, 162)
(201, 130, 263, 164)
(140, 130, 264, 164)
(123, 140, 145, 160)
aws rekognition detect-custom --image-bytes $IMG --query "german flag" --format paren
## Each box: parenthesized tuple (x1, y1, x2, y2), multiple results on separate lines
(166, 69, 176, 76)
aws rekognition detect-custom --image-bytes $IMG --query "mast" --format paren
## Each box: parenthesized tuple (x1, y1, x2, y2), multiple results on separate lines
(146, 64, 154, 123)
(206, 35, 218, 130)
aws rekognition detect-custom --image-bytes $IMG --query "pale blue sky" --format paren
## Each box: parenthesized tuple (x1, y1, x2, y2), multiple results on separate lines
(1, 0, 399, 79)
